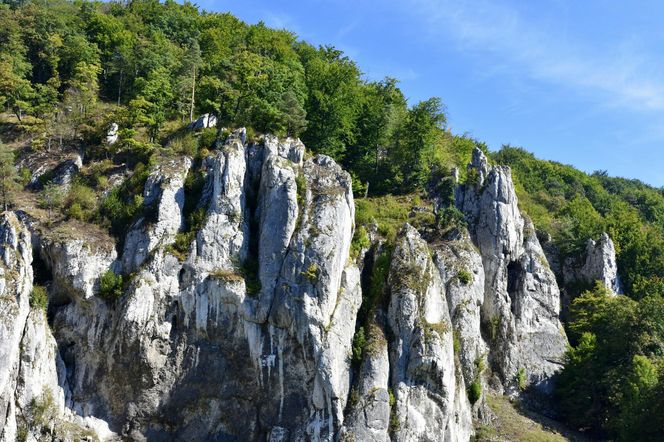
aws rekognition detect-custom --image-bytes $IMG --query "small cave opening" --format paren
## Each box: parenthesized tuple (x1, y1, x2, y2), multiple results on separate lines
(507, 261, 522, 316)
(31, 248, 51, 286)
(172, 300, 179, 326)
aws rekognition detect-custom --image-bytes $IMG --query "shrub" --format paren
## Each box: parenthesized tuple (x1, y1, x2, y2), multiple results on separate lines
(40, 183, 64, 218)
(168, 232, 195, 262)
(199, 128, 217, 149)
(65, 182, 97, 221)
(388, 388, 400, 433)
(468, 380, 482, 405)
(302, 263, 318, 283)
(516, 367, 527, 391)
(295, 172, 307, 224)
(98, 270, 123, 302)
(457, 269, 472, 285)
(486, 316, 501, 343)
(18, 167, 31, 186)
(169, 132, 198, 157)
(356, 246, 392, 328)
(350, 225, 371, 259)
(96, 175, 109, 189)
(31, 389, 57, 429)
(352, 326, 367, 364)
(98, 162, 151, 237)
(453, 330, 461, 356)
(30, 285, 48, 311)
(438, 206, 466, 231)
(466, 167, 480, 186)
(474, 355, 486, 374)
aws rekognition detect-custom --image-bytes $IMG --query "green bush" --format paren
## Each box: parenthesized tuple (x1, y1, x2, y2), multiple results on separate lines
(240, 257, 261, 296)
(352, 326, 367, 364)
(295, 171, 307, 225)
(65, 182, 97, 221)
(30, 285, 48, 311)
(18, 167, 31, 186)
(98, 162, 151, 237)
(453, 330, 461, 355)
(169, 132, 199, 157)
(516, 367, 527, 391)
(468, 380, 482, 405)
(457, 269, 472, 285)
(354, 195, 415, 241)
(350, 225, 371, 259)
(98, 270, 123, 302)
(356, 246, 392, 329)
(388, 387, 400, 433)
(438, 206, 466, 231)
(199, 128, 218, 149)
(40, 183, 64, 217)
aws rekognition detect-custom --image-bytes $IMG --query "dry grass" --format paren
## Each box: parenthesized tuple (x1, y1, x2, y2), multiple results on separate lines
(475, 395, 588, 442)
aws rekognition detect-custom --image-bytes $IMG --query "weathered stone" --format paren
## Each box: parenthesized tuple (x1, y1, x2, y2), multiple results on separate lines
(106, 122, 119, 145)
(564, 232, 622, 295)
(1, 139, 573, 440)
(387, 224, 473, 442)
(122, 156, 191, 272)
(189, 113, 217, 130)
(456, 148, 567, 394)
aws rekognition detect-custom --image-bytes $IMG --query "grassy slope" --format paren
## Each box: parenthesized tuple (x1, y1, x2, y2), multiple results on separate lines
(475, 395, 589, 442)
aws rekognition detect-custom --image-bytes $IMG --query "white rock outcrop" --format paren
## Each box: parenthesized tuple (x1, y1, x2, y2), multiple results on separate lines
(456, 148, 567, 394)
(189, 113, 217, 130)
(106, 123, 119, 145)
(564, 232, 622, 295)
(122, 156, 191, 272)
(0, 137, 572, 440)
(387, 224, 473, 442)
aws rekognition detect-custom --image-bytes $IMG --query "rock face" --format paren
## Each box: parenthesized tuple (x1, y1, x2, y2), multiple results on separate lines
(386, 224, 472, 442)
(41, 236, 117, 301)
(122, 156, 191, 272)
(456, 148, 567, 394)
(0, 213, 98, 441)
(0, 138, 571, 440)
(563, 232, 622, 295)
(433, 232, 487, 388)
(189, 113, 217, 130)
(106, 123, 119, 145)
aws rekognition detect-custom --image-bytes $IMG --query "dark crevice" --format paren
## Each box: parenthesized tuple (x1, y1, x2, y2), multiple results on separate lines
(507, 261, 522, 316)
(31, 249, 51, 286)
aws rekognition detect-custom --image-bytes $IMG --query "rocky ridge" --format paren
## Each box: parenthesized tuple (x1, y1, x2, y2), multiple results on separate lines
(0, 133, 614, 441)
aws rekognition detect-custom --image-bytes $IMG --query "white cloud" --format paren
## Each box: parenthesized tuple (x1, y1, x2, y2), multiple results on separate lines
(407, 0, 664, 112)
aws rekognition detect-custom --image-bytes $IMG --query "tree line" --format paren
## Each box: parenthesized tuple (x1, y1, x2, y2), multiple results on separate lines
(0, 0, 465, 196)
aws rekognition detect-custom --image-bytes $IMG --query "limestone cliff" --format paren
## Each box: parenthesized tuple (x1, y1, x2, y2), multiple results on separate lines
(0, 134, 572, 441)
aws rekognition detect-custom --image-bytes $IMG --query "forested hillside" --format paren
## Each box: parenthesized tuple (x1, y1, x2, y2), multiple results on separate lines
(1, 1, 664, 440)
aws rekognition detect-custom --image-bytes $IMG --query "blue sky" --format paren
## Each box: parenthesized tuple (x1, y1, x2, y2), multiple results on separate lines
(198, 0, 664, 186)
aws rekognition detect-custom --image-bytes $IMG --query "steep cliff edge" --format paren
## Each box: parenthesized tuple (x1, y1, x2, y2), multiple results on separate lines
(0, 133, 571, 441)
(456, 148, 568, 395)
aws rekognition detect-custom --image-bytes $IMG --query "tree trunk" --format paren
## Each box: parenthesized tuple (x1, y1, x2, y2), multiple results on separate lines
(189, 66, 196, 123)
(118, 69, 123, 105)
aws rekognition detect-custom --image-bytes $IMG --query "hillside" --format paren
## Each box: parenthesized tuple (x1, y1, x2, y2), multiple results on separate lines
(1, 1, 664, 441)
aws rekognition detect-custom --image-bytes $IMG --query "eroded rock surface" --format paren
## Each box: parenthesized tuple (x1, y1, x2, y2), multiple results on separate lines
(0, 137, 574, 441)
(563, 232, 622, 295)
(456, 148, 567, 394)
